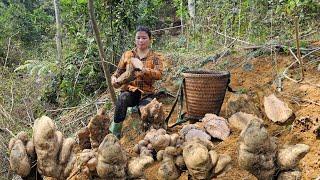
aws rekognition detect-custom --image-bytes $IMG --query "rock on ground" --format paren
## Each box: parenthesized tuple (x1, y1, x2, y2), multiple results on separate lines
(228, 112, 263, 131)
(180, 124, 211, 142)
(200, 113, 230, 140)
(264, 94, 293, 123)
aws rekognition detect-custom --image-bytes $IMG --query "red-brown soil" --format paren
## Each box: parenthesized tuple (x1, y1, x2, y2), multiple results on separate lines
(120, 53, 320, 180)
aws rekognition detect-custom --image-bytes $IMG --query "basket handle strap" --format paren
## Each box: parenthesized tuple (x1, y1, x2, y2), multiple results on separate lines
(165, 78, 185, 127)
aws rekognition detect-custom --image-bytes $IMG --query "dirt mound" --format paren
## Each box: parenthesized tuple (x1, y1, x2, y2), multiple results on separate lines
(119, 54, 319, 179)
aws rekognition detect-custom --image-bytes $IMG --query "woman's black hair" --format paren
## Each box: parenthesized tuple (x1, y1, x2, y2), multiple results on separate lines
(136, 26, 151, 38)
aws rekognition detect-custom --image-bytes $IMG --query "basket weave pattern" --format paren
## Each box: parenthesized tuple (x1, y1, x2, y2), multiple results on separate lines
(183, 71, 230, 118)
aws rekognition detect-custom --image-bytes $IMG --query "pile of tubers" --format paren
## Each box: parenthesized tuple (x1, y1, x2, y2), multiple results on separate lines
(131, 128, 232, 179)
(238, 119, 310, 180)
(9, 114, 128, 180)
(9, 116, 76, 179)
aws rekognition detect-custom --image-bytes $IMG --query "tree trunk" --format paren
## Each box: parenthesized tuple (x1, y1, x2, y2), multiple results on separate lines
(188, 0, 195, 29)
(88, 0, 117, 105)
(53, 0, 62, 67)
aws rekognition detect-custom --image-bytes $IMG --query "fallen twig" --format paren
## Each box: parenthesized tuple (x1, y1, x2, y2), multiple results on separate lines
(0, 103, 15, 125)
(215, 31, 254, 45)
(285, 30, 318, 44)
(0, 127, 16, 137)
(282, 48, 304, 83)
(151, 25, 184, 33)
(282, 57, 299, 83)
(302, 47, 320, 59)
(281, 93, 320, 106)
(65, 112, 94, 126)
(282, 48, 320, 88)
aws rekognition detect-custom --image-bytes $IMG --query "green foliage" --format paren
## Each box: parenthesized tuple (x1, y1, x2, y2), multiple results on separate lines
(237, 87, 248, 94)
(104, 101, 112, 111)
(3, 0, 171, 107)
(173, 0, 188, 19)
(15, 60, 58, 76)
(216, 60, 230, 71)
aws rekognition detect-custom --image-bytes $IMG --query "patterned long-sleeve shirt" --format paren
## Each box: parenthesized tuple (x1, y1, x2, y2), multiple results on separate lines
(112, 48, 164, 94)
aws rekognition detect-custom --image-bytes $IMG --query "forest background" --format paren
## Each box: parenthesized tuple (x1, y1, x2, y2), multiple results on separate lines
(0, 0, 319, 178)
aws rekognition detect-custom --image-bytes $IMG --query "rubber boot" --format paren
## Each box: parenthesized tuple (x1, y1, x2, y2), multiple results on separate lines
(109, 121, 122, 139)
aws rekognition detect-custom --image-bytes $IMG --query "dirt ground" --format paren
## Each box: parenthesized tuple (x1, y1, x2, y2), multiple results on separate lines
(119, 53, 320, 180)
(5, 51, 318, 179)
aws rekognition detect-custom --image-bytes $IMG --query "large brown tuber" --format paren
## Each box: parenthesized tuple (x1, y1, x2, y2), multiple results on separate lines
(59, 138, 76, 164)
(9, 117, 77, 179)
(113, 60, 135, 88)
(9, 138, 31, 177)
(67, 149, 97, 179)
(87, 108, 110, 148)
(182, 139, 213, 179)
(96, 134, 127, 179)
(33, 116, 63, 177)
(131, 129, 184, 178)
(33, 116, 76, 179)
(238, 119, 310, 180)
(129, 140, 154, 178)
(141, 128, 172, 152)
(128, 154, 154, 178)
(277, 170, 302, 180)
(238, 120, 277, 180)
(182, 138, 232, 179)
(76, 126, 91, 149)
(157, 146, 182, 180)
(214, 154, 232, 175)
(140, 98, 165, 129)
(277, 144, 310, 170)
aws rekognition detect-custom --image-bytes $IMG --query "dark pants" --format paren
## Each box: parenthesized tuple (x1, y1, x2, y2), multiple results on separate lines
(114, 90, 152, 123)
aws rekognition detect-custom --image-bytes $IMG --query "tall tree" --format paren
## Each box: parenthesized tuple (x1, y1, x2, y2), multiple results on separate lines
(88, 0, 116, 105)
(53, 0, 62, 67)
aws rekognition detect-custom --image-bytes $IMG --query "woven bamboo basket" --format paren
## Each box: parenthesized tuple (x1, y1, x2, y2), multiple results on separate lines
(182, 70, 230, 119)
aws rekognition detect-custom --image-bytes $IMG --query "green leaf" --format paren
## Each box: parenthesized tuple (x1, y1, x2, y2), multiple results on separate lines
(77, 0, 87, 5)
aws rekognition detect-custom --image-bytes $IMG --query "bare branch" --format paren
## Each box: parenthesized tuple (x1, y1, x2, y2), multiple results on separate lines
(88, 0, 116, 105)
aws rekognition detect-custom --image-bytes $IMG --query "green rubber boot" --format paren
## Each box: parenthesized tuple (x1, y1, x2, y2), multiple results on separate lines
(109, 121, 122, 139)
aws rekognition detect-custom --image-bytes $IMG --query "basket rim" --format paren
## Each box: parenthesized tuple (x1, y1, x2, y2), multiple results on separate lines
(182, 70, 230, 78)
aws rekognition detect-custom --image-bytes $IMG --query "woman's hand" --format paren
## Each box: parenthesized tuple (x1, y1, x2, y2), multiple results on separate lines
(134, 67, 147, 78)
(111, 76, 121, 88)
(131, 58, 144, 70)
